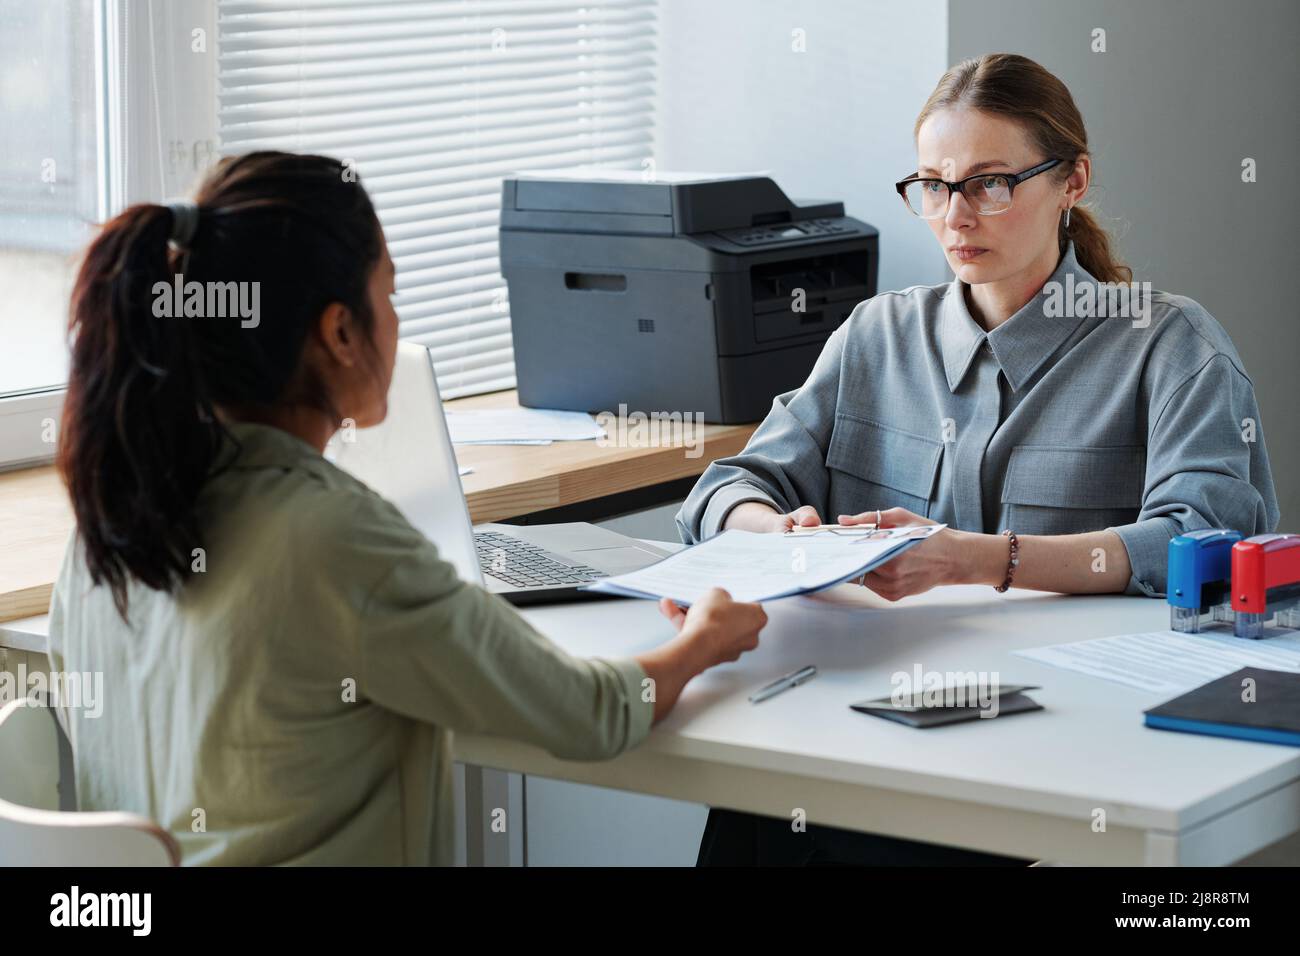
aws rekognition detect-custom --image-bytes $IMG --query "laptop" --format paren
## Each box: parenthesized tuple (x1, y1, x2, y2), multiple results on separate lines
(331, 342, 672, 605)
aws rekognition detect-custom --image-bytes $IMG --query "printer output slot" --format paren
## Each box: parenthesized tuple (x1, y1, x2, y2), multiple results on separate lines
(749, 251, 869, 343)
(565, 272, 627, 292)
(750, 250, 869, 309)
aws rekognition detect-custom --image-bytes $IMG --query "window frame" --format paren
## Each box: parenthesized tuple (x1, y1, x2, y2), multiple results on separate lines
(0, 0, 218, 469)
(0, 0, 110, 468)
(1, 0, 657, 465)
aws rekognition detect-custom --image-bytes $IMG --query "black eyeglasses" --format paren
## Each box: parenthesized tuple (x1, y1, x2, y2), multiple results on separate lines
(895, 158, 1064, 219)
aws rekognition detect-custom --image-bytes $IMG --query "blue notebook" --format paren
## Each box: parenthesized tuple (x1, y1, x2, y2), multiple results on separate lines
(1143, 667, 1300, 747)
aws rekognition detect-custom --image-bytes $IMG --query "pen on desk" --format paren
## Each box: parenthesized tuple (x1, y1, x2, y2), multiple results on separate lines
(749, 665, 818, 703)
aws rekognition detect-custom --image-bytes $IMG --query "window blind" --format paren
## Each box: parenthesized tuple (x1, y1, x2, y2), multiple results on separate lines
(216, 0, 658, 397)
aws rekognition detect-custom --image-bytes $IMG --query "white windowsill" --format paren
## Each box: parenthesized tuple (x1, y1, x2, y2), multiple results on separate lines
(0, 390, 65, 472)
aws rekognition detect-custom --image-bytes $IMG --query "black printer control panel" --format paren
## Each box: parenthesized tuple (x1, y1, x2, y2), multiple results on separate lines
(716, 217, 858, 247)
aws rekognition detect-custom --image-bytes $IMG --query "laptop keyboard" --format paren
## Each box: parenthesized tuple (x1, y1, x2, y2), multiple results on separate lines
(474, 531, 609, 589)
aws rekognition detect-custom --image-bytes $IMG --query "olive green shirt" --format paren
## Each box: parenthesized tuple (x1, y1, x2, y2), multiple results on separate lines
(47, 422, 653, 865)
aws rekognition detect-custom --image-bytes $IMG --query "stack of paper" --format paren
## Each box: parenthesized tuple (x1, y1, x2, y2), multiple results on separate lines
(584, 525, 946, 605)
(446, 408, 606, 445)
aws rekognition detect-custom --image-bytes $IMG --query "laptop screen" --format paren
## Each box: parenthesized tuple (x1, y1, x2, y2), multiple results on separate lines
(329, 342, 482, 585)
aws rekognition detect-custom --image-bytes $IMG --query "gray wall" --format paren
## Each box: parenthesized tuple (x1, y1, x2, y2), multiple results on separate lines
(949, 0, 1299, 526)
(656, 0, 951, 292)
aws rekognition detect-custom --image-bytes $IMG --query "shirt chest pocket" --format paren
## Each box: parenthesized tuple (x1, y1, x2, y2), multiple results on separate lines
(825, 414, 943, 518)
(1001, 445, 1146, 535)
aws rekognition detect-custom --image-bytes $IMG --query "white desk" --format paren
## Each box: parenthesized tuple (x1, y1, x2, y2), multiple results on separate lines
(7, 581, 1299, 865)
(0, 615, 46, 655)
(457, 584, 1300, 866)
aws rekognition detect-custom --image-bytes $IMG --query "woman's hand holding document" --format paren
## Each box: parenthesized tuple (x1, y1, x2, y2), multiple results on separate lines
(584, 524, 946, 605)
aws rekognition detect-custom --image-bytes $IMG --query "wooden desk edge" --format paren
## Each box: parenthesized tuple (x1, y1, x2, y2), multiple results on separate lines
(463, 428, 754, 524)
(0, 402, 759, 622)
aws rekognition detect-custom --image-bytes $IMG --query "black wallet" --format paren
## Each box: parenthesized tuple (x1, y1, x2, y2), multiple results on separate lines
(850, 684, 1043, 728)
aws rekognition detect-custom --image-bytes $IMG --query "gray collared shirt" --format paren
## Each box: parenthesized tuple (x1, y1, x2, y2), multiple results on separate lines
(677, 243, 1279, 597)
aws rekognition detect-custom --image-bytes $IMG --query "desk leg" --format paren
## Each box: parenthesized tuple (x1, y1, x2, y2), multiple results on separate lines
(1142, 832, 1180, 866)
(463, 765, 525, 866)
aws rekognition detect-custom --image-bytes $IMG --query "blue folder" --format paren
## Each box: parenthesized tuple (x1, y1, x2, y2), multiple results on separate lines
(1143, 667, 1300, 748)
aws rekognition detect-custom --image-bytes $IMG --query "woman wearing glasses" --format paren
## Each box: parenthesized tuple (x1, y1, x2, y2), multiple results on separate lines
(678, 53, 1279, 865)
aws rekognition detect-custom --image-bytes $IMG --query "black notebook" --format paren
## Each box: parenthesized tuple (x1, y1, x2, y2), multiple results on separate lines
(850, 684, 1043, 728)
(1143, 667, 1300, 747)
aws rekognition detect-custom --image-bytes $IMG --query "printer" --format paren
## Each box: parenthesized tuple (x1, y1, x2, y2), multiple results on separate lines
(499, 172, 878, 423)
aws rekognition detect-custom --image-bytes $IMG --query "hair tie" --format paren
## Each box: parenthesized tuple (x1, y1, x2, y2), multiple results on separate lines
(164, 200, 200, 250)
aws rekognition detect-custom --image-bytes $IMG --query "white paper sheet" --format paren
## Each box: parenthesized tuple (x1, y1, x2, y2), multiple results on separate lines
(445, 408, 606, 445)
(585, 525, 946, 604)
(1014, 629, 1300, 696)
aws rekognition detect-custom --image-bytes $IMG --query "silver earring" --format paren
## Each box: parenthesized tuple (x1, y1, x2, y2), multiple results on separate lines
(1064, 207, 1072, 229)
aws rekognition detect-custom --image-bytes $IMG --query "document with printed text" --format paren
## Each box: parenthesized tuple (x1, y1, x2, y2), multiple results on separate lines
(1015, 629, 1300, 695)
(584, 524, 947, 604)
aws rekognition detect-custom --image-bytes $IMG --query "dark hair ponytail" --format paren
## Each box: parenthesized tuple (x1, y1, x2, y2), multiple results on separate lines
(59, 152, 383, 616)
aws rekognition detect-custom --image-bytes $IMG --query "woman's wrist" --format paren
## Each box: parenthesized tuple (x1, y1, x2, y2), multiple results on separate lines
(723, 501, 784, 533)
(661, 627, 710, 679)
(635, 639, 697, 722)
(952, 530, 1012, 587)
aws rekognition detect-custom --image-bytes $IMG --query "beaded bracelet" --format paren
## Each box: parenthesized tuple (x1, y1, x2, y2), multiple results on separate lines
(995, 529, 1019, 593)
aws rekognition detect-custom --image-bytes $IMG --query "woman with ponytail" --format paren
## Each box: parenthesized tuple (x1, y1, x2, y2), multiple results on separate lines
(680, 54, 1278, 865)
(48, 151, 767, 865)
